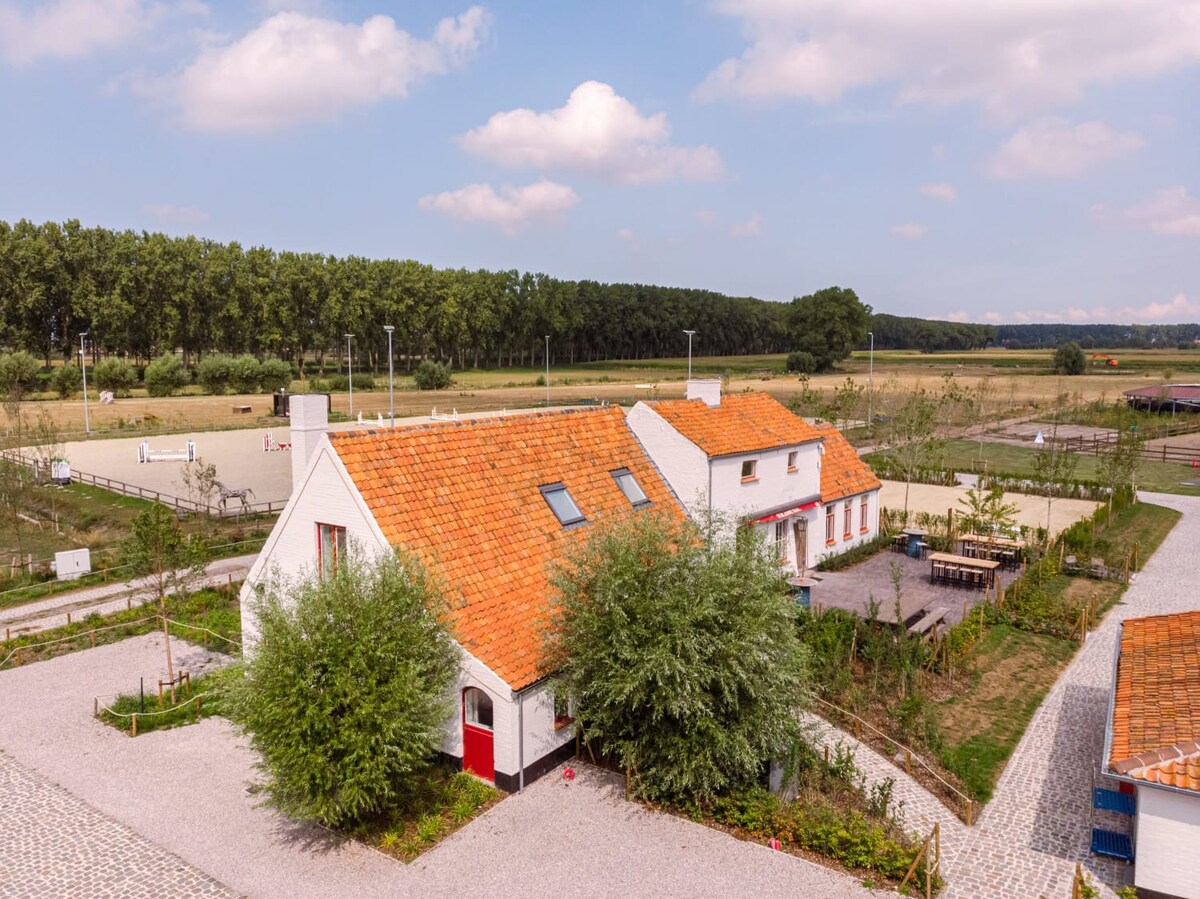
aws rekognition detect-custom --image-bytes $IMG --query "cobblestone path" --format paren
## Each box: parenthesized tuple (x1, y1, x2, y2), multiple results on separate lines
(946, 492, 1200, 899)
(0, 750, 235, 899)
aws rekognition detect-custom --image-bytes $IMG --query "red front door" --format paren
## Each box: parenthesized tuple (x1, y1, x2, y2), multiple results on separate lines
(462, 687, 495, 782)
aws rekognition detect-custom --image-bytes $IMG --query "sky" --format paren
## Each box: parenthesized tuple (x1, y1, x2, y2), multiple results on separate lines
(0, 0, 1198, 325)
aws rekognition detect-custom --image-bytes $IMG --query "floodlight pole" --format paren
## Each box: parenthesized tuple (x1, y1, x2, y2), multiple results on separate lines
(683, 330, 696, 379)
(867, 331, 874, 430)
(79, 332, 90, 434)
(345, 334, 354, 416)
(383, 325, 395, 426)
(544, 335, 550, 406)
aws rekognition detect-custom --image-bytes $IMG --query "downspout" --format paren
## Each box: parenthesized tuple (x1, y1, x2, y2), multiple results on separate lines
(518, 689, 525, 793)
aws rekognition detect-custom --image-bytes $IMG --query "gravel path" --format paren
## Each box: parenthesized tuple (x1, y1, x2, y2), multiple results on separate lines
(945, 492, 1200, 899)
(0, 554, 255, 637)
(0, 633, 884, 899)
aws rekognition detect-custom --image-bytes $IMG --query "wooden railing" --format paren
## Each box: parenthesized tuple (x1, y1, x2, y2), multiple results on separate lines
(900, 822, 941, 898)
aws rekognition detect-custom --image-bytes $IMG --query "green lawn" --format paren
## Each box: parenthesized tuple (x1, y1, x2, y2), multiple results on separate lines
(916, 439, 1200, 495)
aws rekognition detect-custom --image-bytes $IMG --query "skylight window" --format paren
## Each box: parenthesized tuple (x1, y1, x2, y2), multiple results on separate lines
(611, 468, 650, 507)
(540, 483, 586, 526)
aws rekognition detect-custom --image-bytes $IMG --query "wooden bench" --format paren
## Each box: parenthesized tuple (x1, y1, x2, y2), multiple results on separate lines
(908, 606, 949, 636)
(232, 405, 252, 414)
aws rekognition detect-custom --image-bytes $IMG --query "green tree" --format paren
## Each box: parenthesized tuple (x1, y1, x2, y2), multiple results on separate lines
(48, 362, 82, 398)
(121, 504, 209, 681)
(195, 354, 233, 394)
(258, 358, 293, 393)
(231, 549, 459, 828)
(1053, 341, 1086, 375)
(0, 351, 42, 416)
(785, 351, 816, 374)
(881, 386, 943, 517)
(957, 485, 1018, 536)
(93, 358, 137, 396)
(143, 354, 188, 397)
(1031, 416, 1080, 536)
(413, 359, 452, 390)
(543, 513, 810, 803)
(787, 286, 871, 372)
(1097, 414, 1145, 510)
(229, 355, 263, 394)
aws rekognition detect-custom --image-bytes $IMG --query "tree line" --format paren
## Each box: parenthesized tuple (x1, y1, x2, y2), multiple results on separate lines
(997, 323, 1200, 349)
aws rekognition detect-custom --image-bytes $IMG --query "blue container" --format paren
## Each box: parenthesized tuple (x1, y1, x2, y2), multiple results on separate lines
(906, 538, 923, 559)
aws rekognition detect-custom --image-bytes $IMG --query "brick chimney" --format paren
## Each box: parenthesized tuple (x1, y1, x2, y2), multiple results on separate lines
(289, 394, 329, 491)
(686, 378, 722, 407)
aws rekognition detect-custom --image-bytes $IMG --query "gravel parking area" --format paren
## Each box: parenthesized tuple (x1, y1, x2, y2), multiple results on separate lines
(0, 633, 883, 898)
(879, 480, 1098, 536)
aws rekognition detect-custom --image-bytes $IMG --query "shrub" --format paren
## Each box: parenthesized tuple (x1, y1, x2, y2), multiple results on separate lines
(1053, 341, 1086, 375)
(229, 355, 263, 394)
(93, 358, 137, 396)
(48, 363, 82, 398)
(0, 351, 43, 404)
(326, 372, 376, 391)
(229, 549, 459, 828)
(143, 354, 188, 397)
(258, 358, 293, 393)
(786, 351, 817, 374)
(195, 354, 233, 395)
(413, 360, 452, 390)
(815, 532, 892, 571)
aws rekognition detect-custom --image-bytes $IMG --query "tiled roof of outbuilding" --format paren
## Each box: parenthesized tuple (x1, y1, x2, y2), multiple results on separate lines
(1109, 610, 1200, 793)
(648, 393, 821, 457)
(329, 407, 682, 691)
(814, 423, 882, 502)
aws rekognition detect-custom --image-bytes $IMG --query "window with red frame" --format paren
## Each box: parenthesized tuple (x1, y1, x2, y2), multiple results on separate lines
(843, 502, 852, 539)
(317, 523, 347, 577)
(860, 497, 869, 532)
(825, 506, 835, 544)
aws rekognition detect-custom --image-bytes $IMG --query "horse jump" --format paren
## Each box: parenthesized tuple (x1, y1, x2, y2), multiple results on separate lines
(263, 431, 291, 452)
(137, 439, 196, 464)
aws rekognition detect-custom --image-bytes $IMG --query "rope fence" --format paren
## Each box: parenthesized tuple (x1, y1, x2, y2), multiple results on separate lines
(810, 694, 977, 825)
(0, 614, 240, 669)
(95, 691, 211, 737)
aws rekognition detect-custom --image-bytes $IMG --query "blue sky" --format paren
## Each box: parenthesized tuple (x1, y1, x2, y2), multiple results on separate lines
(1, 0, 1198, 324)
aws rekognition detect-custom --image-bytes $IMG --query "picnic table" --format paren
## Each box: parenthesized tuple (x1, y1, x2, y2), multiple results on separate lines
(959, 534, 1025, 569)
(928, 551, 999, 590)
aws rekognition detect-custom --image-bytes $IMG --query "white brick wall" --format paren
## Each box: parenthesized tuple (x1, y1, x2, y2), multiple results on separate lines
(625, 403, 710, 514)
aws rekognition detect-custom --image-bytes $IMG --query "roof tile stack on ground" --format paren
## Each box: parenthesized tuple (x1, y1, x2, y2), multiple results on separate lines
(648, 393, 822, 457)
(1109, 608, 1200, 792)
(330, 406, 683, 690)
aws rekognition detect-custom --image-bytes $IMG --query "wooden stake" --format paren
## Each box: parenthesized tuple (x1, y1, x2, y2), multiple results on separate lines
(157, 681, 164, 705)
(131, 714, 138, 737)
(93, 697, 98, 716)
(89, 629, 95, 648)
(66, 612, 71, 626)
(966, 798, 974, 826)
(905, 749, 913, 775)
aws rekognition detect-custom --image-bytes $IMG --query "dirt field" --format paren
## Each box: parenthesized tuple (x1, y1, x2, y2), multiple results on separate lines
(878, 480, 1099, 536)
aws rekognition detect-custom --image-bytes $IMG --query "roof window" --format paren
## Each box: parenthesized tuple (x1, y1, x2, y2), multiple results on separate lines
(611, 468, 650, 507)
(540, 483, 586, 526)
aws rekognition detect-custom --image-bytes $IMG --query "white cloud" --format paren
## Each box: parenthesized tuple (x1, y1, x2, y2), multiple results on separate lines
(984, 118, 1143, 179)
(1121, 187, 1200, 236)
(417, 180, 579, 233)
(945, 310, 969, 322)
(696, 1, 1200, 120)
(919, 182, 957, 202)
(890, 222, 927, 240)
(460, 80, 722, 186)
(616, 226, 635, 240)
(730, 212, 763, 237)
(695, 209, 718, 226)
(979, 294, 1200, 324)
(982, 312, 1003, 323)
(0, 0, 151, 64)
(142, 203, 210, 227)
(168, 6, 489, 132)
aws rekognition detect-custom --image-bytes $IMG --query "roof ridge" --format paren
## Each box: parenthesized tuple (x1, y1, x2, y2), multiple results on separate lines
(1111, 740, 1200, 775)
(329, 405, 618, 442)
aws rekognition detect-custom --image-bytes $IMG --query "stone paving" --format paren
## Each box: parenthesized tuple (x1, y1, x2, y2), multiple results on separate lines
(944, 492, 1200, 899)
(0, 750, 235, 899)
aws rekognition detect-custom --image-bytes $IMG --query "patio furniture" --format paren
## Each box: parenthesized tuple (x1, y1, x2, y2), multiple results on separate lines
(892, 534, 909, 554)
(928, 552, 998, 590)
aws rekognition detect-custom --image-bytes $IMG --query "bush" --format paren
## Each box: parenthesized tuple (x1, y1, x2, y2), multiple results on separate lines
(0, 351, 43, 402)
(413, 360, 452, 390)
(1053, 341, 1086, 375)
(229, 355, 263, 394)
(326, 372, 376, 391)
(258, 358, 293, 393)
(786, 351, 817, 374)
(230, 550, 459, 828)
(814, 532, 892, 571)
(48, 363, 82, 398)
(143, 354, 188, 397)
(93, 358, 137, 396)
(546, 514, 809, 803)
(195, 354, 233, 395)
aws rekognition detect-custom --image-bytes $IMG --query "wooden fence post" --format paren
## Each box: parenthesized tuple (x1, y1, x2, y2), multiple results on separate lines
(157, 681, 164, 705)
(905, 749, 913, 775)
(131, 713, 138, 737)
(89, 629, 95, 648)
(93, 697, 98, 717)
(66, 612, 71, 626)
(965, 798, 974, 826)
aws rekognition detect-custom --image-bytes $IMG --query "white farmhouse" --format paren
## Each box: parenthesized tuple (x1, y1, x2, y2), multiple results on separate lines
(1103, 610, 1200, 898)
(626, 380, 881, 572)
(241, 396, 684, 791)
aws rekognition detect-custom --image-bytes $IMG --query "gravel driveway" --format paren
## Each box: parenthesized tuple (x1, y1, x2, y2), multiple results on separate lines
(0, 633, 882, 898)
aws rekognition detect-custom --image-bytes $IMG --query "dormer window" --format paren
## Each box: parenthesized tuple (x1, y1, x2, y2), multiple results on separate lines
(540, 483, 586, 526)
(740, 460, 758, 482)
(787, 451, 798, 472)
(611, 468, 650, 507)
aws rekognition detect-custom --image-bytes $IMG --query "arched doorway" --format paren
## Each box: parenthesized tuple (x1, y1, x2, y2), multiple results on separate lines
(462, 687, 495, 782)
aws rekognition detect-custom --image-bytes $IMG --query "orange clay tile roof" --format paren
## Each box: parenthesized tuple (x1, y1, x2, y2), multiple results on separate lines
(328, 407, 683, 692)
(648, 393, 822, 457)
(814, 423, 882, 503)
(1109, 610, 1200, 793)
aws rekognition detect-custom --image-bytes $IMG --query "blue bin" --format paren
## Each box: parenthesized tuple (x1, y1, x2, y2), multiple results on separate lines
(906, 538, 923, 559)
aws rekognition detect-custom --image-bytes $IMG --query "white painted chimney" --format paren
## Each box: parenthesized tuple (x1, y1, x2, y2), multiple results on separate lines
(686, 378, 722, 407)
(289, 394, 329, 491)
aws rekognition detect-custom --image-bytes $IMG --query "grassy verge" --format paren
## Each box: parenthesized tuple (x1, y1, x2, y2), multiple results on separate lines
(0, 586, 241, 668)
(350, 765, 500, 861)
(97, 665, 239, 735)
(1089, 500, 1180, 568)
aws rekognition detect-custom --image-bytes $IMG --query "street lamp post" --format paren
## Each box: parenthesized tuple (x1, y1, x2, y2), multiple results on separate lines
(867, 331, 874, 430)
(383, 325, 395, 426)
(79, 332, 90, 434)
(344, 334, 354, 416)
(683, 330, 696, 379)
(544, 335, 550, 406)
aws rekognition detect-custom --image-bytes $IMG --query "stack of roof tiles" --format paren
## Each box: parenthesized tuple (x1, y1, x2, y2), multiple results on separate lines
(1109, 610, 1200, 793)
(329, 407, 682, 692)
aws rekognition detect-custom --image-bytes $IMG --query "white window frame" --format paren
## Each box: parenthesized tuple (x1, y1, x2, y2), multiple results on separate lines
(787, 450, 798, 472)
(740, 459, 758, 482)
(317, 522, 347, 577)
